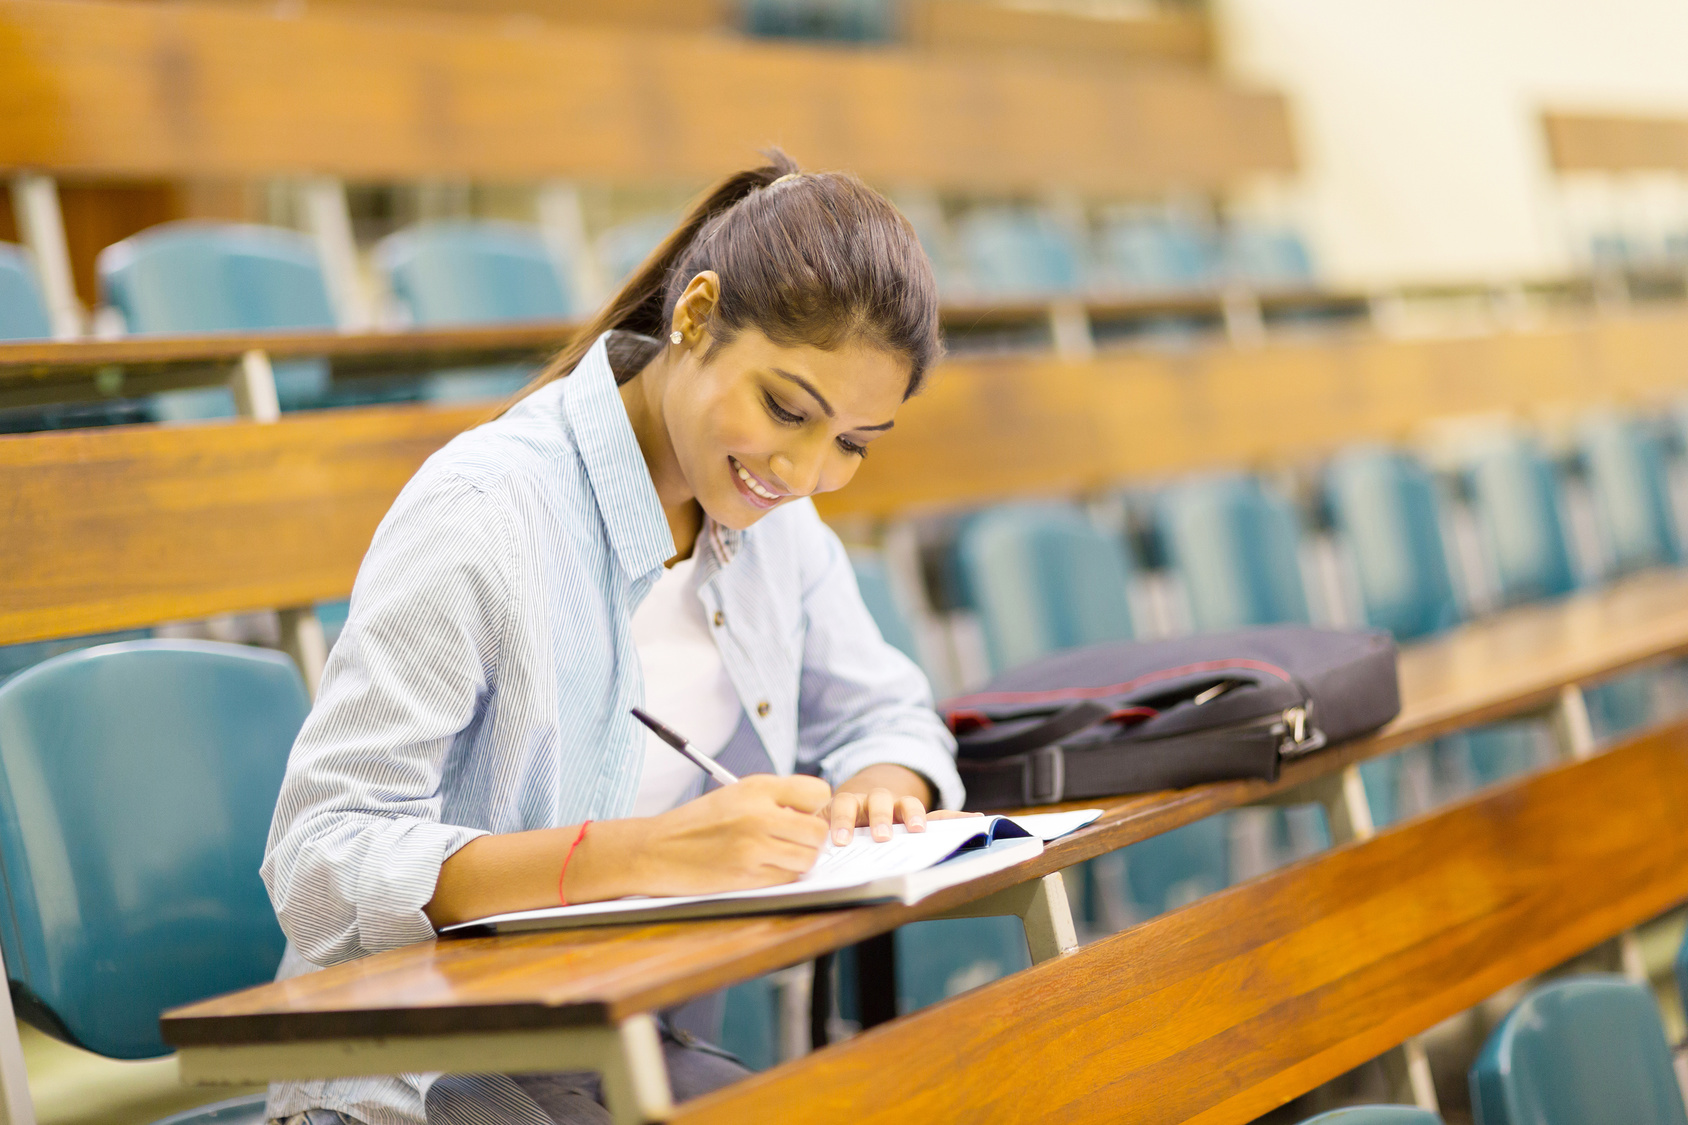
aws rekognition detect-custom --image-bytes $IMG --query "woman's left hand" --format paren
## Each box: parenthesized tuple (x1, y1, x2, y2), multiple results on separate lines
(824, 763, 980, 845)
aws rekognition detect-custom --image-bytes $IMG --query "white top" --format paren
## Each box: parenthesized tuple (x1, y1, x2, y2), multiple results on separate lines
(630, 555, 744, 816)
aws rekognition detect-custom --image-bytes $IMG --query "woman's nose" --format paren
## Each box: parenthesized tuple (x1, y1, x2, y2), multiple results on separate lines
(769, 451, 821, 496)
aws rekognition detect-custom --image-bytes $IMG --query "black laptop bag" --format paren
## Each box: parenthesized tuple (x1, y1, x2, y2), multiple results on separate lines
(942, 626, 1401, 810)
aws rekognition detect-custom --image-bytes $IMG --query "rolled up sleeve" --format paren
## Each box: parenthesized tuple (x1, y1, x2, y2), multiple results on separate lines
(260, 470, 515, 966)
(792, 511, 964, 811)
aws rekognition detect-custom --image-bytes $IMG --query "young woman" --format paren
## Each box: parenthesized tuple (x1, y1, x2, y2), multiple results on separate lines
(261, 152, 963, 1125)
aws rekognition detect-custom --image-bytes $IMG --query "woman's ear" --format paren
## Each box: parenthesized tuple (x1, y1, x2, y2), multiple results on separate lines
(670, 271, 722, 347)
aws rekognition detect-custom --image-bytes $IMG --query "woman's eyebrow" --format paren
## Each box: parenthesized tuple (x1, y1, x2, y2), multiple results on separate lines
(771, 368, 835, 417)
(769, 367, 894, 430)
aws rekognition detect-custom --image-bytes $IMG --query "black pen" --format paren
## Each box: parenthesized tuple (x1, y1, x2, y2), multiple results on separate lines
(631, 707, 741, 788)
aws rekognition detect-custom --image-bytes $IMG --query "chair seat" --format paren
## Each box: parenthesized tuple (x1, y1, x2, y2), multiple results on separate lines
(150, 1093, 270, 1125)
(1298, 1108, 1444, 1125)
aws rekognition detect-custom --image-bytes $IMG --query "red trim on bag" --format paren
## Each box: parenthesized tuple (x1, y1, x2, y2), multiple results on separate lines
(944, 658, 1292, 710)
(1106, 706, 1159, 724)
(946, 709, 994, 734)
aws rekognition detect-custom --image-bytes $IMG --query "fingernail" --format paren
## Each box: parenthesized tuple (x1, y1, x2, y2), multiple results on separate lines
(911, 816, 926, 830)
(835, 829, 851, 845)
(873, 825, 890, 840)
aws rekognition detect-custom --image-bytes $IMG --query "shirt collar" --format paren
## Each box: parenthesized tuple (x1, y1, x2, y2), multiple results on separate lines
(563, 334, 675, 580)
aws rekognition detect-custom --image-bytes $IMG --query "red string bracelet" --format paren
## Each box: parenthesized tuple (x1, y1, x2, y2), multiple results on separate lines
(558, 820, 592, 906)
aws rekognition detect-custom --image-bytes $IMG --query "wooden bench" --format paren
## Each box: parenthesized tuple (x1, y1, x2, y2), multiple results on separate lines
(11, 304, 1688, 527)
(155, 566, 1688, 1122)
(669, 715, 1688, 1125)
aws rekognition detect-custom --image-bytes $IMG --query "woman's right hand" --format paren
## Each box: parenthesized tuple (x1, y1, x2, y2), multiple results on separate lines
(570, 774, 833, 901)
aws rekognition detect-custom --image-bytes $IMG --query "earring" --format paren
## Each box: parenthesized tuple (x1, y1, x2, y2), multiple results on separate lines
(670, 330, 683, 345)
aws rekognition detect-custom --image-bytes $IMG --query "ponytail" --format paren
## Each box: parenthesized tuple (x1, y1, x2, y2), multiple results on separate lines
(512, 148, 939, 405)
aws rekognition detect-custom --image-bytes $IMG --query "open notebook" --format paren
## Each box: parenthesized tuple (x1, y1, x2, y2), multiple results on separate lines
(442, 808, 1102, 936)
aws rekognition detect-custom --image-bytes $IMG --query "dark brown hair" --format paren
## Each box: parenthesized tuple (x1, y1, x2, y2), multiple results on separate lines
(517, 150, 942, 401)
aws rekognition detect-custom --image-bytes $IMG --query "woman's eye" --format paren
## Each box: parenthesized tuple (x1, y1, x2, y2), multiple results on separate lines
(762, 392, 804, 425)
(837, 436, 868, 458)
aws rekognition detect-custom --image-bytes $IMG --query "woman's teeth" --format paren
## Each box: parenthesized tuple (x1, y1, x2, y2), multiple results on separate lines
(734, 460, 779, 501)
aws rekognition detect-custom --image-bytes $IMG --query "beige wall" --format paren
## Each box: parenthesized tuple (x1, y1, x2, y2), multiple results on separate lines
(1217, 0, 1688, 287)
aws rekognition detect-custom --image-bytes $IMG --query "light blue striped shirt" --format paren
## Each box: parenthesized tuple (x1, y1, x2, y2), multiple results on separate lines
(260, 333, 961, 1124)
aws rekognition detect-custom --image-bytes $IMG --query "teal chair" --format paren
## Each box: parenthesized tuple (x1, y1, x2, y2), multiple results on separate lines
(1093, 216, 1219, 293)
(842, 548, 1030, 1018)
(1465, 434, 1651, 743)
(1463, 438, 1579, 606)
(1324, 447, 1522, 811)
(1578, 414, 1681, 574)
(1158, 472, 1398, 830)
(0, 242, 52, 340)
(1155, 474, 1310, 633)
(98, 221, 338, 420)
(953, 207, 1085, 299)
(1298, 1108, 1444, 1125)
(1223, 226, 1315, 288)
(743, 0, 892, 41)
(1676, 927, 1687, 1031)
(0, 640, 304, 1073)
(1470, 975, 1688, 1125)
(848, 551, 923, 667)
(953, 502, 1135, 673)
(951, 502, 1230, 925)
(596, 213, 676, 289)
(376, 220, 574, 402)
(1326, 448, 1461, 643)
(151, 1094, 271, 1125)
(378, 221, 575, 326)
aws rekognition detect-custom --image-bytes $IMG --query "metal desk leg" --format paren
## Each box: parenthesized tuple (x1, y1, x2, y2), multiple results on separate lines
(934, 872, 1080, 964)
(1263, 764, 1441, 1114)
(599, 1015, 673, 1125)
(1550, 685, 1647, 981)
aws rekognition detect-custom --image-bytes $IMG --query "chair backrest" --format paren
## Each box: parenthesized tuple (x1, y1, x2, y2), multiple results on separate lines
(953, 207, 1084, 298)
(98, 221, 336, 335)
(1463, 437, 1579, 606)
(952, 503, 1134, 672)
(0, 243, 53, 340)
(1223, 226, 1315, 287)
(1470, 975, 1688, 1125)
(847, 551, 924, 670)
(1578, 413, 1682, 574)
(377, 221, 576, 326)
(1677, 927, 1688, 1036)
(743, 0, 893, 41)
(0, 640, 307, 1059)
(595, 213, 678, 290)
(1325, 447, 1462, 642)
(98, 221, 339, 419)
(1156, 474, 1310, 632)
(1093, 216, 1218, 292)
(1298, 1108, 1444, 1125)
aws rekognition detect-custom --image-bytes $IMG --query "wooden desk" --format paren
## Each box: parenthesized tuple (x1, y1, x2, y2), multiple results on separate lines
(673, 714, 1688, 1125)
(159, 568, 1688, 1122)
(0, 323, 577, 409)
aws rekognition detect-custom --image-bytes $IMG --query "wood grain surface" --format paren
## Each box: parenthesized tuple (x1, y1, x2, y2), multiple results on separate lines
(0, 403, 485, 645)
(672, 719, 1688, 1125)
(816, 308, 1688, 519)
(0, 322, 576, 407)
(0, 0, 1292, 194)
(160, 568, 1688, 1048)
(1543, 111, 1688, 173)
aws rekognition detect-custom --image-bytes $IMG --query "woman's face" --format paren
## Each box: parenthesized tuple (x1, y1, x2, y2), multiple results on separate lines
(661, 327, 910, 531)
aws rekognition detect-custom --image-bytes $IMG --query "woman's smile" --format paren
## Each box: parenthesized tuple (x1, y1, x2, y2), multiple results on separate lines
(729, 455, 787, 508)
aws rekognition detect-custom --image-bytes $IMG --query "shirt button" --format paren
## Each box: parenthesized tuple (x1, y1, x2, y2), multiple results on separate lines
(713, 611, 725, 627)
(756, 701, 771, 718)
